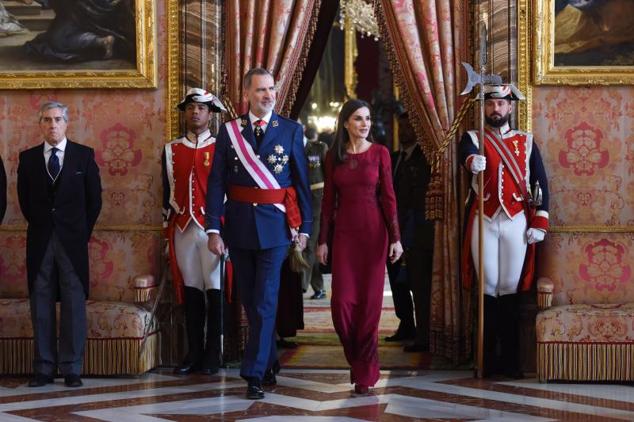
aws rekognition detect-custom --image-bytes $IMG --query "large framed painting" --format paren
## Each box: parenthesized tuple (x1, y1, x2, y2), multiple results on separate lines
(533, 0, 634, 85)
(0, 0, 156, 89)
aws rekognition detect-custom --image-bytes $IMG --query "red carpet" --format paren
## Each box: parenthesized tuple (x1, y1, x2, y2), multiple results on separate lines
(280, 342, 433, 369)
(280, 276, 441, 370)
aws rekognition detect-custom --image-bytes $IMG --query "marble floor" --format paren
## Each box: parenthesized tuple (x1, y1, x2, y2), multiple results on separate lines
(2, 369, 634, 421)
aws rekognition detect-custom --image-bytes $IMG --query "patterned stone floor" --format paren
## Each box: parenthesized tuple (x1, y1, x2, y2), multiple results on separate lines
(2, 369, 634, 421)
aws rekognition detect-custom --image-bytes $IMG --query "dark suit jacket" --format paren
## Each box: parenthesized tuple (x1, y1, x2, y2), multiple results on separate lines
(391, 146, 434, 251)
(17, 140, 102, 297)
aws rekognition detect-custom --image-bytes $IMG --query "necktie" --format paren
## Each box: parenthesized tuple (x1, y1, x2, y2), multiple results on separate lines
(48, 147, 60, 180)
(254, 119, 265, 147)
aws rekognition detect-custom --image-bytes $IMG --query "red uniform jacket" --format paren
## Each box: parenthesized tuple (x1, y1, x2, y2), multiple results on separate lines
(162, 131, 222, 303)
(459, 124, 550, 292)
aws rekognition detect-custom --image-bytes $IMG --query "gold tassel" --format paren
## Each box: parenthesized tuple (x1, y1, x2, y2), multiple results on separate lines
(425, 154, 444, 221)
(0, 333, 160, 375)
(537, 292, 552, 310)
(135, 288, 152, 304)
(0, 339, 34, 374)
(288, 244, 310, 273)
(538, 342, 634, 382)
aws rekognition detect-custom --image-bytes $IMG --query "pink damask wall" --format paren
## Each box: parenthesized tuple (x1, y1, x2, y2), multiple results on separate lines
(0, 4, 169, 300)
(533, 86, 634, 305)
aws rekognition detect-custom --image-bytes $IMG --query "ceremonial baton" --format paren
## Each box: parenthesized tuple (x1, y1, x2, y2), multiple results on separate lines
(219, 251, 226, 367)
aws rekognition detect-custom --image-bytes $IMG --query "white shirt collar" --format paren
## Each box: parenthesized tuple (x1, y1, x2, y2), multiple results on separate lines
(186, 129, 212, 143)
(249, 110, 273, 128)
(44, 137, 67, 153)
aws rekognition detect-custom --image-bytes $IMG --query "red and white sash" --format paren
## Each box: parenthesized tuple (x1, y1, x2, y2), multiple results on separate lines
(225, 119, 286, 213)
(483, 128, 531, 201)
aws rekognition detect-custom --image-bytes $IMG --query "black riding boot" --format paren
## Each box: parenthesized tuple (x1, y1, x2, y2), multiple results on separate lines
(499, 293, 523, 379)
(201, 289, 222, 375)
(174, 287, 205, 375)
(482, 294, 500, 377)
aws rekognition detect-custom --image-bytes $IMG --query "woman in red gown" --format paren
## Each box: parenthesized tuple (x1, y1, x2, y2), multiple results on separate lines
(316, 99, 402, 394)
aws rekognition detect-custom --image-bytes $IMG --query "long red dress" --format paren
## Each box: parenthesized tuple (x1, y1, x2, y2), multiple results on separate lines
(319, 143, 400, 387)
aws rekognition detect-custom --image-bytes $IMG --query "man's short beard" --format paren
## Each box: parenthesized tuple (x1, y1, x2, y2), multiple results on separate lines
(260, 101, 275, 112)
(485, 113, 510, 128)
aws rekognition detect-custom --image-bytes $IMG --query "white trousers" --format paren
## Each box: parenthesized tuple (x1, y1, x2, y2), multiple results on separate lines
(470, 211, 527, 296)
(174, 222, 221, 290)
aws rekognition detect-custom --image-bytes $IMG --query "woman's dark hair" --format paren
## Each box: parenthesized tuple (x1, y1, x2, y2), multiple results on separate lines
(332, 99, 373, 164)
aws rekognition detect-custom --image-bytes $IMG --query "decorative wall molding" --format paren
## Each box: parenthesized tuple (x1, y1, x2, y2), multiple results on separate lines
(166, 0, 181, 140)
(550, 226, 634, 234)
(0, 225, 162, 233)
(517, 0, 531, 132)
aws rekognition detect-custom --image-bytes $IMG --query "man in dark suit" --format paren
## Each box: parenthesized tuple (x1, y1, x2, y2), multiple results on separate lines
(206, 68, 312, 400)
(385, 112, 434, 352)
(17, 101, 102, 388)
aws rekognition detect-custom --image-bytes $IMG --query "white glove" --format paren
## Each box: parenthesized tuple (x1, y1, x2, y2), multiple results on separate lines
(469, 154, 486, 174)
(526, 228, 546, 244)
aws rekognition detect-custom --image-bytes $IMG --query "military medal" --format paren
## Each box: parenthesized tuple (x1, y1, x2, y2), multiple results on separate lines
(203, 152, 210, 166)
(308, 155, 320, 168)
(267, 145, 288, 174)
(513, 140, 520, 156)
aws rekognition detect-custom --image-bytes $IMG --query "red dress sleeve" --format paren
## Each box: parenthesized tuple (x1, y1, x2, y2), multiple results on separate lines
(318, 151, 336, 245)
(377, 145, 400, 243)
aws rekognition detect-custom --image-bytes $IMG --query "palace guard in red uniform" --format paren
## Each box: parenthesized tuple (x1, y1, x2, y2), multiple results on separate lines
(162, 88, 226, 375)
(460, 84, 549, 378)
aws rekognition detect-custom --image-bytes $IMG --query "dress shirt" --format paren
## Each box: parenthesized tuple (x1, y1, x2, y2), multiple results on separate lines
(44, 137, 67, 178)
(249, 110, 272, 134)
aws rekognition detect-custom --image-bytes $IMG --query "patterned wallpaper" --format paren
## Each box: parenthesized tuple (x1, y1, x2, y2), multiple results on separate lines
(0, 34, 169, 226)
(0, 3, 169, 299)
(533, 86, 634, 304)
(534, 86, 634, 227)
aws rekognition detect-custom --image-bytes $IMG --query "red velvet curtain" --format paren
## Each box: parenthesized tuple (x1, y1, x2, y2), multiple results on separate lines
(375, 0, 470, 364)
(224, 0, 322, 116)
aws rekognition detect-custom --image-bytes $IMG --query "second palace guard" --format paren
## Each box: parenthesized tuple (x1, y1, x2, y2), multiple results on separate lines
(162, 88, 226, 375)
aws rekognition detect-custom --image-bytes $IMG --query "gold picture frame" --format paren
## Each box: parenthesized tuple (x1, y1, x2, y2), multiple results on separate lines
(533, 0, 634, 85)
(0, 0, 157, 89)
(166, 0, 180, 139)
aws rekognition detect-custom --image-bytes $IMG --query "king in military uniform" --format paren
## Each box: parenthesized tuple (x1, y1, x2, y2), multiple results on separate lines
(162, 88, 226, 376)
(459, 84, 549, 378)
(206, 68, 312, 400)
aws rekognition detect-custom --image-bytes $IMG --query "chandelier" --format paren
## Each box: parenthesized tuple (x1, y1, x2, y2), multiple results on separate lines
(339, 0, 380, 41)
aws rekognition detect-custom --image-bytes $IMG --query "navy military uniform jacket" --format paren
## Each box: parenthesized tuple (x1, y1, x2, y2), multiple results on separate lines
(206, 113, 313, 249)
